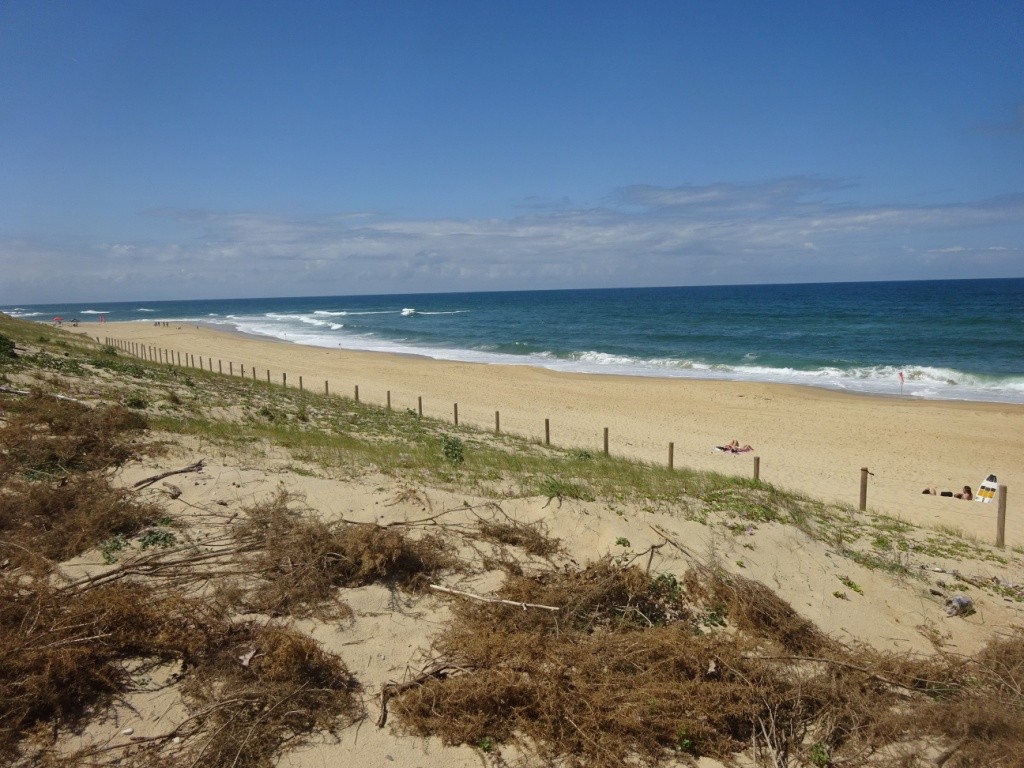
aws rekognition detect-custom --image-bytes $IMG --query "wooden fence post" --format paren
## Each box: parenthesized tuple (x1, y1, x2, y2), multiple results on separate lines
(218, 359, 222, 374)
(229, 362, 233, 376)
(325, 380, 329, 395)
(298, 376, 303, 391)
(354, 385, 359, 403)
(545, 418, 550, 446)
(603, 427, 609, 455)
(996, 484, 1008, 548)
(495, 411, 500, 434)
(859, 467, 869, 511)
(282, 372, 287, 387)
(387, 391, 391, 410)
(454, 403, 458, 426)
(753, 456, 761, 481)
(668, 442, 674, 470)
(418, 396, 423, 417)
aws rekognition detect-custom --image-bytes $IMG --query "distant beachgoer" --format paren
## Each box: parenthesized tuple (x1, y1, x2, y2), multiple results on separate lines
(922, 485, 973, 500)
(717, 439, 753, 453)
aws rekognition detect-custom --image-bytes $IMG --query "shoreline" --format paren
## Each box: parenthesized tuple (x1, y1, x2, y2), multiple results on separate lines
(94, 321, 1024, 545)
(72, 312, 1024, 406)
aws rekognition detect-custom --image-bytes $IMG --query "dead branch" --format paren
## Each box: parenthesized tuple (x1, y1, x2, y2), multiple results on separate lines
(649, 523, 714, 575)
(377, 661, 463, 728)
(428, 583, 560, 611)
(340, 508, 458, 529)
(58, 540, 253, 593)
(0, 385, 92, 405)
(133, 459, 205, 489)
(749, 654, 955, 694)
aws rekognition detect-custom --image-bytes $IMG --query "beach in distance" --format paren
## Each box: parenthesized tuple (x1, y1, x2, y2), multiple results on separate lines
(96, 319, 1024, 547)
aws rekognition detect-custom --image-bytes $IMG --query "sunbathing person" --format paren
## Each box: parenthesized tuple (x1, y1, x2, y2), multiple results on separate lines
(717, 440, 754, 453)
(922, 485, 973, 500)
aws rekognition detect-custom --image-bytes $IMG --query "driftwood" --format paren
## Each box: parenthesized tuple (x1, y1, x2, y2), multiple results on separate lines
(133, 459, 205, 489)
(428, 583, 560, 612)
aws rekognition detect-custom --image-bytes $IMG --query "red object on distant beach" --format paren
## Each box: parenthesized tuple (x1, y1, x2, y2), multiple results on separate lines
(52, 316, 63, 323)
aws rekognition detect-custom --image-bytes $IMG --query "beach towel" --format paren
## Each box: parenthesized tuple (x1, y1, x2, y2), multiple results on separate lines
(976, 474, 998, 503)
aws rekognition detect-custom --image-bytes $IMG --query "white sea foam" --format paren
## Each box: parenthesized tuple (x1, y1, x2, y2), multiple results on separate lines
(80, 310, 109, 314)
(313, 310, 396, 317)
(132, 311, 1023, 405)
(136, 308, 155, 312)
(401, 308, 416, 316)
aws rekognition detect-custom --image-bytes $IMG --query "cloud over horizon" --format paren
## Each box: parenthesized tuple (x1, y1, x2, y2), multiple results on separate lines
(3, 178, 1023, 304)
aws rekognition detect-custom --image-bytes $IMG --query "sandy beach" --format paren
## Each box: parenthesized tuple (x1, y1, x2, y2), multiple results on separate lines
(95, 321, 1024, 547)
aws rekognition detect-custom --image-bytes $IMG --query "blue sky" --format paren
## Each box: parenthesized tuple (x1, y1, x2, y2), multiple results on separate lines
(2, 1, 1022, 303)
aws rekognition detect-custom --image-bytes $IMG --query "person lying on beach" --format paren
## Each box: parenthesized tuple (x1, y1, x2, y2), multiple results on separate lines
(717, 440, 754, 453)
(922, 485, 973, 500)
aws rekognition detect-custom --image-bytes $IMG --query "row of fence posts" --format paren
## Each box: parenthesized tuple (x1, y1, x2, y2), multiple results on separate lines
(101, 335, 1012, 548)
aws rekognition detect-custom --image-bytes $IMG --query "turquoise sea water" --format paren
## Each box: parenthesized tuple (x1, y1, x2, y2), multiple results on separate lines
(5, 278, 1024, 404)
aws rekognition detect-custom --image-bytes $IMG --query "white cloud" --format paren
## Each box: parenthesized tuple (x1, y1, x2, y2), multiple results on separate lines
(3, 179, 1023, 303)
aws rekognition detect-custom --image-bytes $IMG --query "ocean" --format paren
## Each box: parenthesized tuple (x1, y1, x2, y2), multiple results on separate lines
(5, 278, 1023, 404)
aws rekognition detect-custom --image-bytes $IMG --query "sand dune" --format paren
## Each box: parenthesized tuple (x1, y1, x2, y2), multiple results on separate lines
(94, 321, 1023, 548)
(7, 317, 1021, 767)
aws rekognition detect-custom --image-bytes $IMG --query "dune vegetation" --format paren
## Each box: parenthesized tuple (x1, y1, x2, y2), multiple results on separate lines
(2, 312, 1023, 768)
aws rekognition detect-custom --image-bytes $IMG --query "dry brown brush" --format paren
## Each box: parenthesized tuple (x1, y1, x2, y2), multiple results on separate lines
(137, 622, 361, 768)
(231, 490, 456, 618)
(1, 574, 361, 768)
(0, 394, 148, 477)
(0, 394, 159, 573)
(474, 517, 562, 559)
(0, 577, 220, 761)
(392, 561, 1021, 767)
(0, 474, 159, 573)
